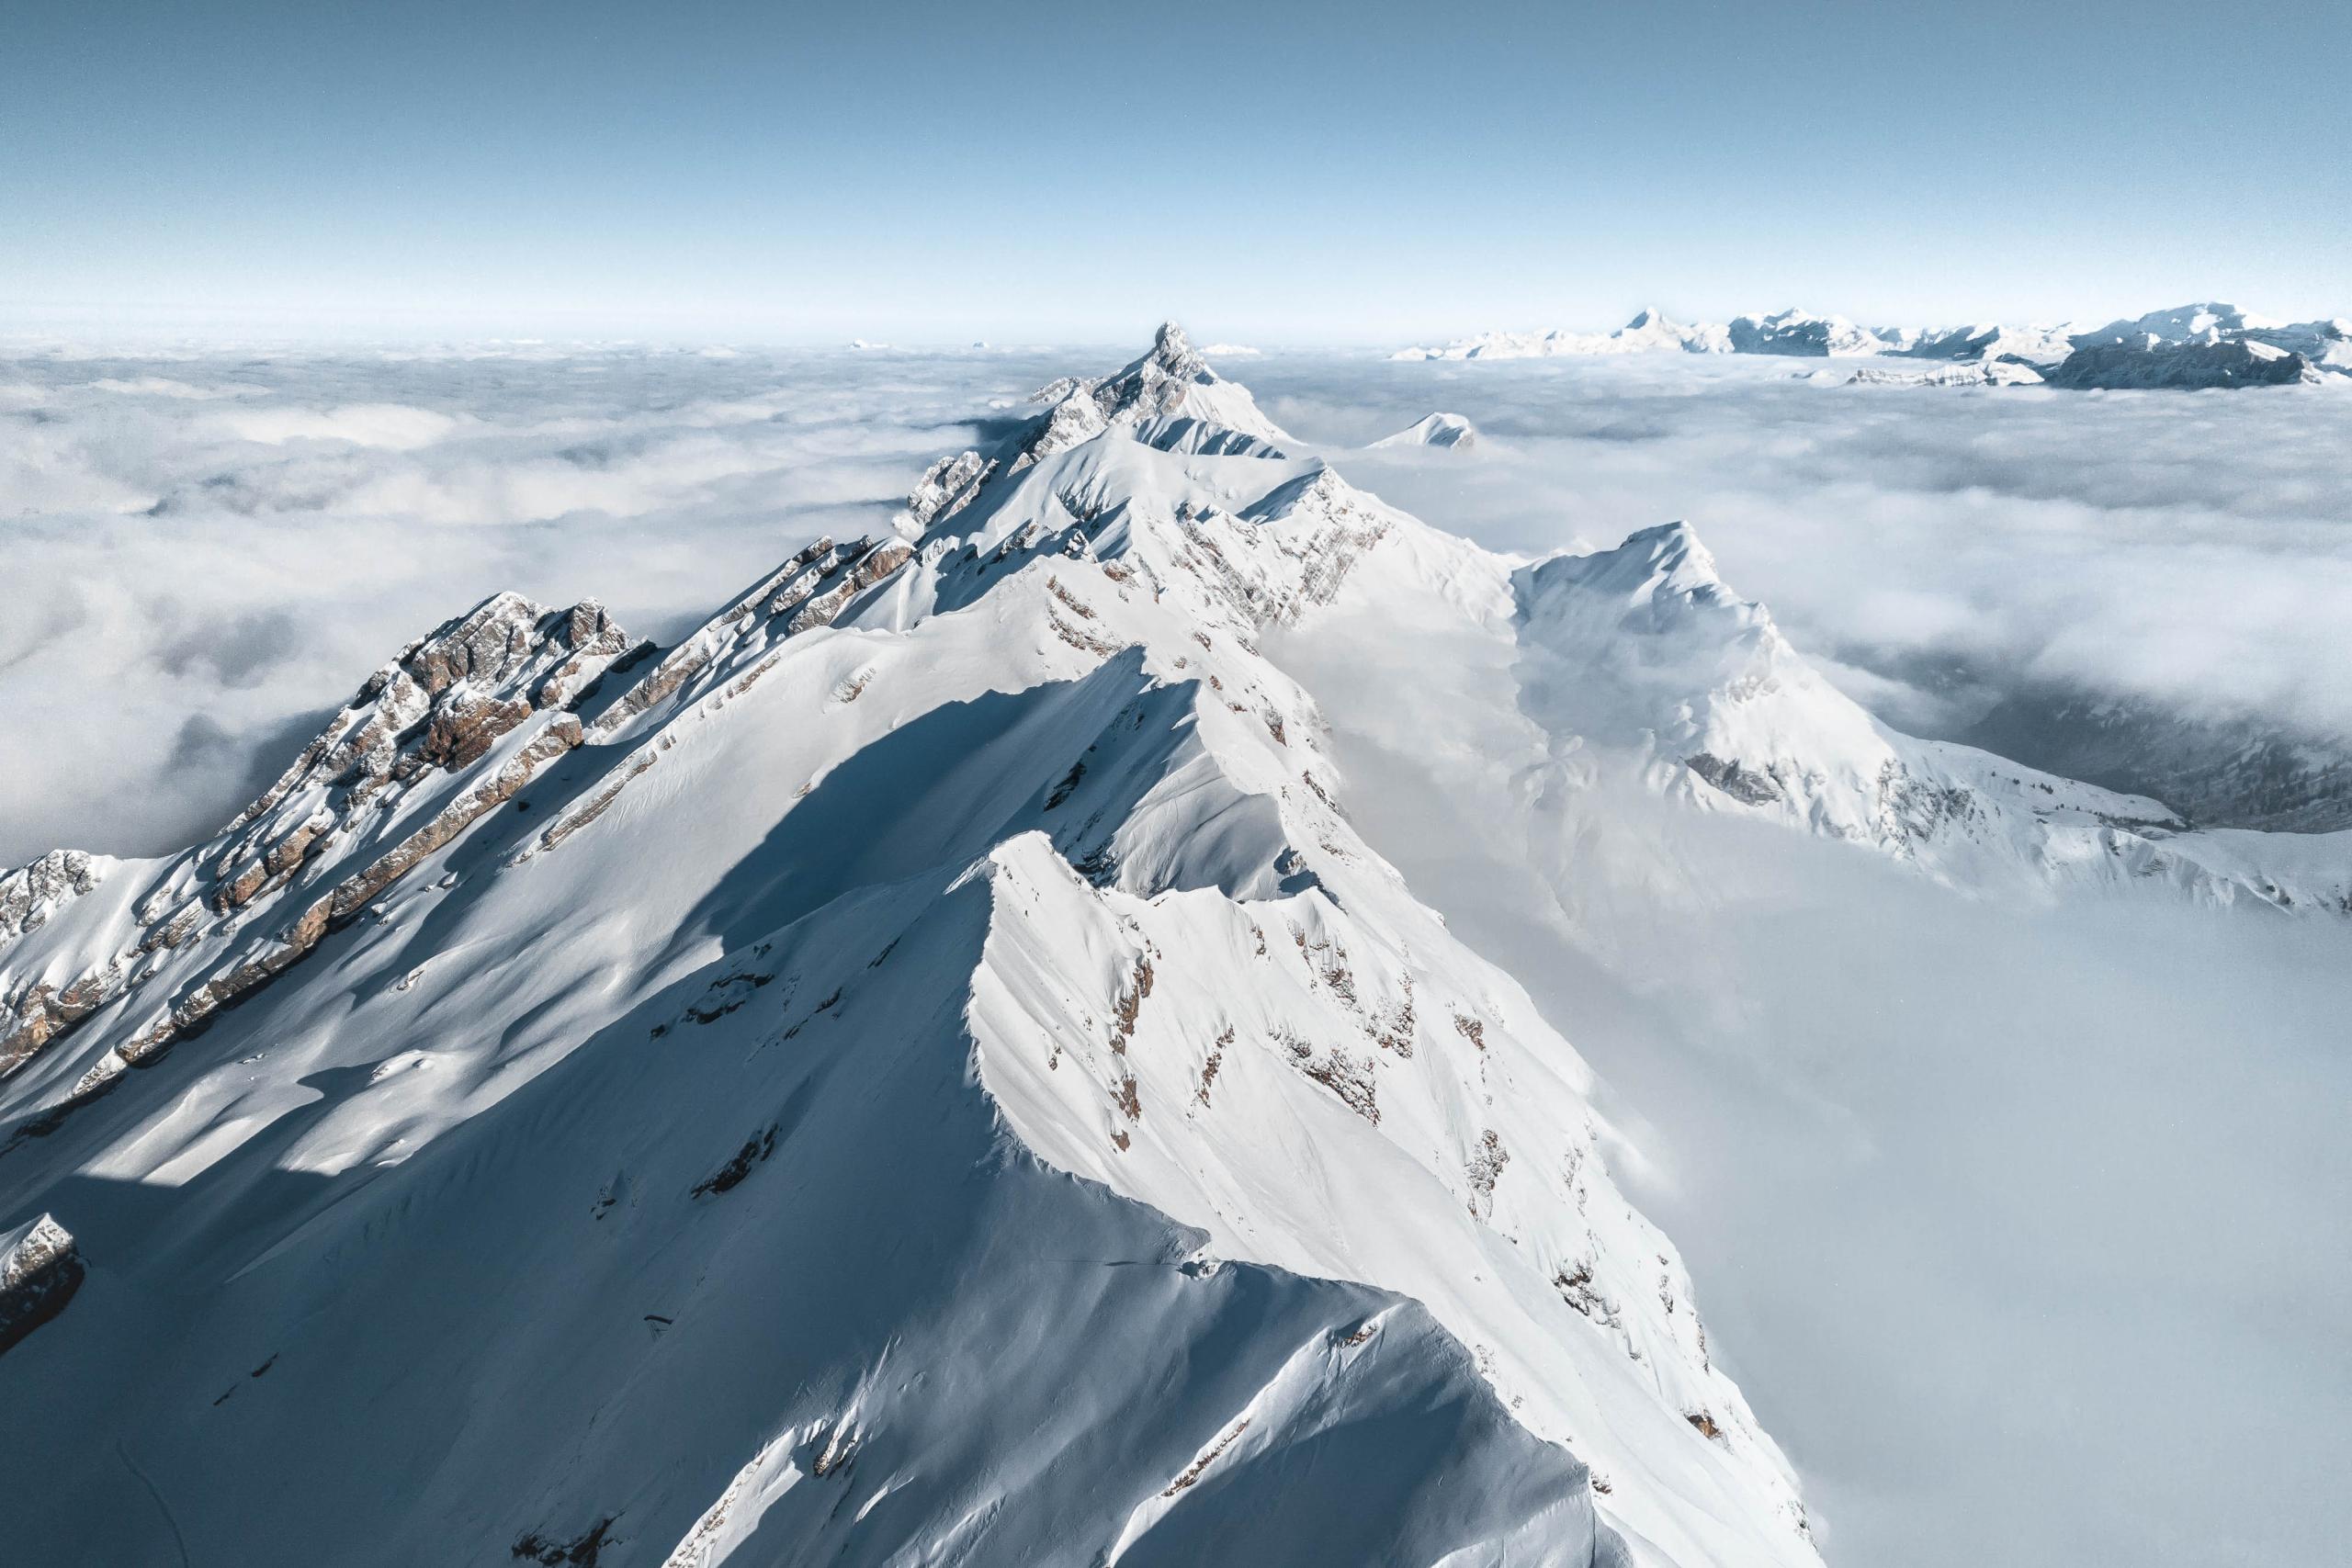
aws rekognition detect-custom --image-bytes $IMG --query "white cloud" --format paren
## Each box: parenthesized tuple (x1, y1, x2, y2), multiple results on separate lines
(6, 344, 2348, 865)
(0, 346, 1069, 864)
(216, 401, 465, 448)
(1254, 356, 2352, 741)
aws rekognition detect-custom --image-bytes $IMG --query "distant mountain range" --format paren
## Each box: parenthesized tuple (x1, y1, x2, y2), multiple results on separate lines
(1395, 303, 2352, 389)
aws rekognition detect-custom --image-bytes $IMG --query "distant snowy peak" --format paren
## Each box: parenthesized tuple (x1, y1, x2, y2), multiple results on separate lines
(1401, 307, 1895, 361)
(1371, 411, 1480, 448)
(2036, 302, 2350, 387)
(1894, 321, 2077, 364)
(1396, 299, 2349, 387)
(1396, 309, 1729, 361)
(2043, 336, 2319, 389)
(1504, 524, 2349, 911)
(1849, 358, 2046, 388)
(2069, 301, 2278, 348)
(1724, 310, 1886, 357)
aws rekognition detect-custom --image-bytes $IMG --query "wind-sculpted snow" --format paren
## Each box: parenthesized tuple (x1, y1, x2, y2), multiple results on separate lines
(0, 330, 1830, 1568)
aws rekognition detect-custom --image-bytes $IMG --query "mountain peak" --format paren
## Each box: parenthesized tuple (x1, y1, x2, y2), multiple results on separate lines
(1371, 411, 1479, 449)
(1152, 318, 1198, 366)
(1537, 519, 1736, 611)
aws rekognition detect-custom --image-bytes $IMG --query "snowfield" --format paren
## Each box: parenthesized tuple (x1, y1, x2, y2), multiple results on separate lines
(3, 330, 2346, 1568)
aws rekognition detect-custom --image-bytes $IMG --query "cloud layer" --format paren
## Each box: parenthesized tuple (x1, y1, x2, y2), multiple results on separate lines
(6, 343, 2349, 867)
(1252, 355, 2352, 744)
(0, 344, 1066, 864)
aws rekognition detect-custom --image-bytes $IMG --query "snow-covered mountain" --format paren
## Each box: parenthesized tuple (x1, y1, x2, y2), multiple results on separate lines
(1393, 300, 2351, 388)
(1723, 310, 1886, 357)
(1893, 321, 2078, 364)
(0, 325, 1820, 1568)
(1848, 357, 2046, 387)
(5, 326, 2343, 1568)
(1393, 309, 1731, 360)
(1372, 411, 1481, 447)
(1498, 524, 2348, 911)
(2042, 335, 2318, 389)
(2068, 301, 2278, 347)
(1394, 308, 1890, 362)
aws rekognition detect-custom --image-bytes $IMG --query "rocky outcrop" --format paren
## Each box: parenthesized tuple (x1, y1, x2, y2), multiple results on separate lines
(0, 1213, 84, 1355)
(906, 450, 996, 527)
(0, 595, 633, 1088)
(208, 591, 630, 912)
(1686, 752, 1781, 806)
(0, 851, 102, 943)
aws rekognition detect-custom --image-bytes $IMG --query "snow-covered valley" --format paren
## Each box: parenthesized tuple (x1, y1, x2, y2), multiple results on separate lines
(3, 331, 2346, 1568)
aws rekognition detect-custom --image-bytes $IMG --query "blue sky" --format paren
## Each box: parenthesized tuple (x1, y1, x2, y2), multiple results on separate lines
(6, 0, 2347, 342)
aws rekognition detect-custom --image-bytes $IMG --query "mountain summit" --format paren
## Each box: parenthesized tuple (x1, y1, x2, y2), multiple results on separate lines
(6, 331, 2342, 1567)
(0, 329, 1824, 1568)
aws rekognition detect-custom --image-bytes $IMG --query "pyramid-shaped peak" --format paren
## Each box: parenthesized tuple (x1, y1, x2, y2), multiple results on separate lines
(1552, 520, 1734, 604)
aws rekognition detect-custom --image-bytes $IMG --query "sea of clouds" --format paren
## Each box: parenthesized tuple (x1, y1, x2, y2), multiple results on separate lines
(8, 340, 2348, 867)
(5, 337, 2347, 1568)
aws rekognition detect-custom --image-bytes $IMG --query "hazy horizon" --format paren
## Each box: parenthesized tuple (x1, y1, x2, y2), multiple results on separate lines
(8, 2, 2349, 343)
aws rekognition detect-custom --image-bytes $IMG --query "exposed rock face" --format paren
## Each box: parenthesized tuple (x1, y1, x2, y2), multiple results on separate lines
(0, 1213, 84, 1355)
(906, 450, 996, 528)
(0, 852, 102, 943)
(1686, 752, 1781, 805)
(2043, 337, 2315, 389)
(0, 594, 635, 1089)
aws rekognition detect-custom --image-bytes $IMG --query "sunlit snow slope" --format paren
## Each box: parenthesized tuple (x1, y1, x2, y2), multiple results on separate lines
(0, 328, 1826, 1568)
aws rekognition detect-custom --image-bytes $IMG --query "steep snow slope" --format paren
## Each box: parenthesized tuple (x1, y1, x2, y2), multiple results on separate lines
(1267, 515, 2348, 919)
(1260, 476, 2352, 1568)
(0, 327, 1819, 1568)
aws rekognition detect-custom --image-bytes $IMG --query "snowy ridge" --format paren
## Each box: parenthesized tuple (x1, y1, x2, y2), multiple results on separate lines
(0, 329, 1822, 1567)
